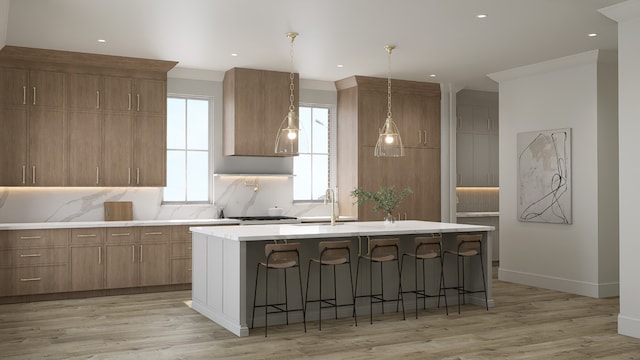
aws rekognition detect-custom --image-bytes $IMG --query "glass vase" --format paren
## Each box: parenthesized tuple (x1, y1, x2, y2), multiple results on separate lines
(384, 212, 395, 225)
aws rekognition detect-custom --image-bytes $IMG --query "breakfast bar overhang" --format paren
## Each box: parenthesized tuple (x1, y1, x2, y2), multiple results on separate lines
(190, 220, 495, 337)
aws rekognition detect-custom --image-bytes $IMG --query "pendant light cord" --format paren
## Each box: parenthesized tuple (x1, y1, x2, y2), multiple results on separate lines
(386, 45, 394, 119)
(288, 33, 296, 113)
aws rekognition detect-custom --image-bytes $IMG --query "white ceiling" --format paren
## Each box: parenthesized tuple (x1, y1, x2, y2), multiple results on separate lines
(1, 0, 624, 91)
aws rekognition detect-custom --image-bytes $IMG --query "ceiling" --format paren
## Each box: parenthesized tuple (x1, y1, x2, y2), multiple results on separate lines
(0, 0, 625, 91)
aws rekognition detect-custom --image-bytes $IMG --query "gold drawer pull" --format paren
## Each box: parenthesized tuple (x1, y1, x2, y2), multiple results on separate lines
(111, 233, 131, 237)
(20, 236, 42, 240)
(20, 277, 41, 282)
(187, 268, 192, 271)
(77, 234, 97, 238)
(145, 232, 163, 235)
(20, 254, 41, 258)
(187, 247, 192, 250)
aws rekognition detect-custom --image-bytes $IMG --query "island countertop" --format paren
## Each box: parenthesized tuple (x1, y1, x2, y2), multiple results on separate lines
(190, 220, 494, 242)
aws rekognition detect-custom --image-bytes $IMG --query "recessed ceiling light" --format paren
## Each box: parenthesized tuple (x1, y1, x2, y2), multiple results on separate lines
(97, 39, 106, 43)
(337, 64, 344, 68)
(476, 14, 488, 19)
(231, 53, 238, 57)
(429, 74, 437, 78)
(588, 33, 598, 37)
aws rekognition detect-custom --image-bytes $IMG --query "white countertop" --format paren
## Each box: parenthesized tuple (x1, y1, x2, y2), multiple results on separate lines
(0, 218, 240, 230)
(456, 212, 499, 218)
(190, 220, 494, 242)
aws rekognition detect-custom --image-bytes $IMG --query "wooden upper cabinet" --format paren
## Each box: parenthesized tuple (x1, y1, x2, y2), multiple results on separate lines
(103, 112, 133, 186)
(68, 111, 101, 186)
(134, 79, 165, 114)
(28, 70, 65, 109)
(66, 73, 101, 111)
(0, 108, 28, 186)
(29, 108, 66, 186)
(0, 67, 28, 107)
(223, 67, 299, 156)
(133, 113, 166, 186)
(103, 76, 134, 112)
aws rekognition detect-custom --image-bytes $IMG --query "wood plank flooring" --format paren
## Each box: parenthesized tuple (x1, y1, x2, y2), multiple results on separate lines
(1, 267, 639, 359)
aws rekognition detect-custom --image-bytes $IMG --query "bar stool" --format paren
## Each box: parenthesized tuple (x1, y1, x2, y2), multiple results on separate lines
(354, 237, 405, 324)
(400, 234, 448, 318)
(251, 242, 306, 337)
(304, 240, 356, 330)
(443, 233, 489, 314)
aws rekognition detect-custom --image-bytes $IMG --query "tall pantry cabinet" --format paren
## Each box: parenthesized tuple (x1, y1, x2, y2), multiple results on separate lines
(335, 76, 441, 221)
(0, 46, 177, 187)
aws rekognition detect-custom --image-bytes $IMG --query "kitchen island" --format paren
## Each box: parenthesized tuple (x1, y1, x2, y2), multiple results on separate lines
(190, 220, 494, 336)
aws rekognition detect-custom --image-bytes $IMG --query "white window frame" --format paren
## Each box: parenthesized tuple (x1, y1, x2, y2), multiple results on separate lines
(293, 103, 337, 203)
(162, 94, 213, 204)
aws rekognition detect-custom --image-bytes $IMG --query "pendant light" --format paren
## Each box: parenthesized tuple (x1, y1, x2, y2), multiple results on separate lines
(275, 32, 299, 155)
(374, 44, 404, 157)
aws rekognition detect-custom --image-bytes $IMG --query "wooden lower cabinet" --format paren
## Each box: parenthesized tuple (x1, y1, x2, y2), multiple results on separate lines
(169, 225, 192, 284)
(105, 243, 138, 289)
(139, 242, 169, 286)
(0, 265, 68, 296)
(170, 258, 192, 284)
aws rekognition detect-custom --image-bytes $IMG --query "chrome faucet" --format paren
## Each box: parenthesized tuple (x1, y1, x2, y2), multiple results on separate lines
(325, 188, 336, 226)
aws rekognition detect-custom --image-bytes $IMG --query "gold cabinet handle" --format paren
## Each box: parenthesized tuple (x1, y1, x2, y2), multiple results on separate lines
(98, 247, 102, 265)
(187, 268, 192, 271)
(144, 232, 163, 236)
(423, 130, 428, 145)
(32, 87, 36, 105)
(418, 130, 421, 144)
(136, 168, 140, 185)
(111, 233, 131, 237)
(132, 245, 135, 263)
(128, 93, 132, 110)
(96, 91, 100, 109)
(187, 247, 192, 250)
(20, 236, 41, 240)
(22, 165, 26, 184)
(136, 94, 140, 111)
(128, 167, 131, 185)
(139, 245, 143, 262)
(32, 166, 36, 184)
(22, 86, 26, 105)
(20, 277, 41, 282)
(20, 253, 41, 258)
(76, 234, 97, 238)
(96, 167, 100, 185)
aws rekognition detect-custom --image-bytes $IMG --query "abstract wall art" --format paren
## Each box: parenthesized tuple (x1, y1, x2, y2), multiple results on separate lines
(517, 128, 572, 224)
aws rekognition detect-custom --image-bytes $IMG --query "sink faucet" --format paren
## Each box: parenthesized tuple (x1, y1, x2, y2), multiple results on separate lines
(325, 188, 336, 226)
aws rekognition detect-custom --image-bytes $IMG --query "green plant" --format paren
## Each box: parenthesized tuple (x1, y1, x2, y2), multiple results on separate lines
(350, 186, 412, 214)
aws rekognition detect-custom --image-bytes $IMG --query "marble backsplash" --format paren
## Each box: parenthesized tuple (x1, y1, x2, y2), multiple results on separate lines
(0, 176, 332, 223)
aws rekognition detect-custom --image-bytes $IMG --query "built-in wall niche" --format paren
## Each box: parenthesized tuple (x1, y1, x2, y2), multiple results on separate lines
(456, 187, 500, 212)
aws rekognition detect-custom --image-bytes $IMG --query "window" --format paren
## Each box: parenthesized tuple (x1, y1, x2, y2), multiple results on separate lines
(164, 96, 211, 203)
(293, 105, 332, 201)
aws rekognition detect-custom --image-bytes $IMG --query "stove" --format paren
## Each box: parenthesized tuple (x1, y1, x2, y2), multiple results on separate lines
(227, 216, 301, 225)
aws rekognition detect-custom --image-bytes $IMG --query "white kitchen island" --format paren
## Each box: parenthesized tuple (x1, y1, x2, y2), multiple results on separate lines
(190, 220, 494, 336)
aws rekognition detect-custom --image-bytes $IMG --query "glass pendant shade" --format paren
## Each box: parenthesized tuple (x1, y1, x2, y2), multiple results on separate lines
(275, 110, 299, 154)
(375, 115, 404, 157)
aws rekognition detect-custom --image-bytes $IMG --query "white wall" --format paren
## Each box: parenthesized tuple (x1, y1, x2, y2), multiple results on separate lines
(489, 49, 619, 298)
(0, 0, 9, 48)
(601, 0, 640, 340)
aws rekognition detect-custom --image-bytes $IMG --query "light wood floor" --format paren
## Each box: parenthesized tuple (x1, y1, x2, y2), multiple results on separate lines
(1, 268, 640, 359)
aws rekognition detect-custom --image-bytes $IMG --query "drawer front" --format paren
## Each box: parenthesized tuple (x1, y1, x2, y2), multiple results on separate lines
(139, 226, 170, 242)
(0, 247, 68, 267)
(170, 241, 192, 258)
(2, 229, 68, 249)
(70, 228, 104, 245)
(0, 265, 69, 296)
(106, 227, 136, 243)
(170, 225, 192, 242)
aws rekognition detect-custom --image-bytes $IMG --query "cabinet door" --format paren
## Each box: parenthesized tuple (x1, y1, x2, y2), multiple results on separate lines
(133, 113, 165, 186)
(103, 76, 133, 112)
(67, 73, 101, 111)
(134, 79, 166, 114)
(68, 111, 101, 186)
(28, 108, 65, 186)
(264, 70, 297, 156)
(472, 105, 490, 134)
(0, 108, 28, 185)
(489, 104, 499, 135)
(139, 243, 169, 286)
(456, 104, 474, 133)
(357, 90, 388, 147)
(171, 258, 192, 284)
(28, 70, 64, 109)
(473, 134, 490, 186)
(456, 132, 473, 186)
(105, 243, 137, 289)
(0, 67, 28, 107)
(70, 246, 104, 291)
(489, 134, 499, 186)
(103, 112, 133, 186)
(391, 148, 440, 221)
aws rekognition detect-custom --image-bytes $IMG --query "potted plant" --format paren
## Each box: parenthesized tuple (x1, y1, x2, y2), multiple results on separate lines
(350, 186, 412, 224)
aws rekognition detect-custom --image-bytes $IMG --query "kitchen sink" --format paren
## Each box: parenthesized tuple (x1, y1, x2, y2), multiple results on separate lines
(294, 222, 345, 226)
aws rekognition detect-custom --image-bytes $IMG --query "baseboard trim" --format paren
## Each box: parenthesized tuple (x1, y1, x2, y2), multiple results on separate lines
(619, 314, 640, 339)
(498, 267, 618, 298)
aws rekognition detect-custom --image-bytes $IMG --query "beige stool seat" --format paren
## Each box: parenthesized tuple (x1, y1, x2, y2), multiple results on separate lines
(251, 242, 306, 337)
(305, 240, 356, 330)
